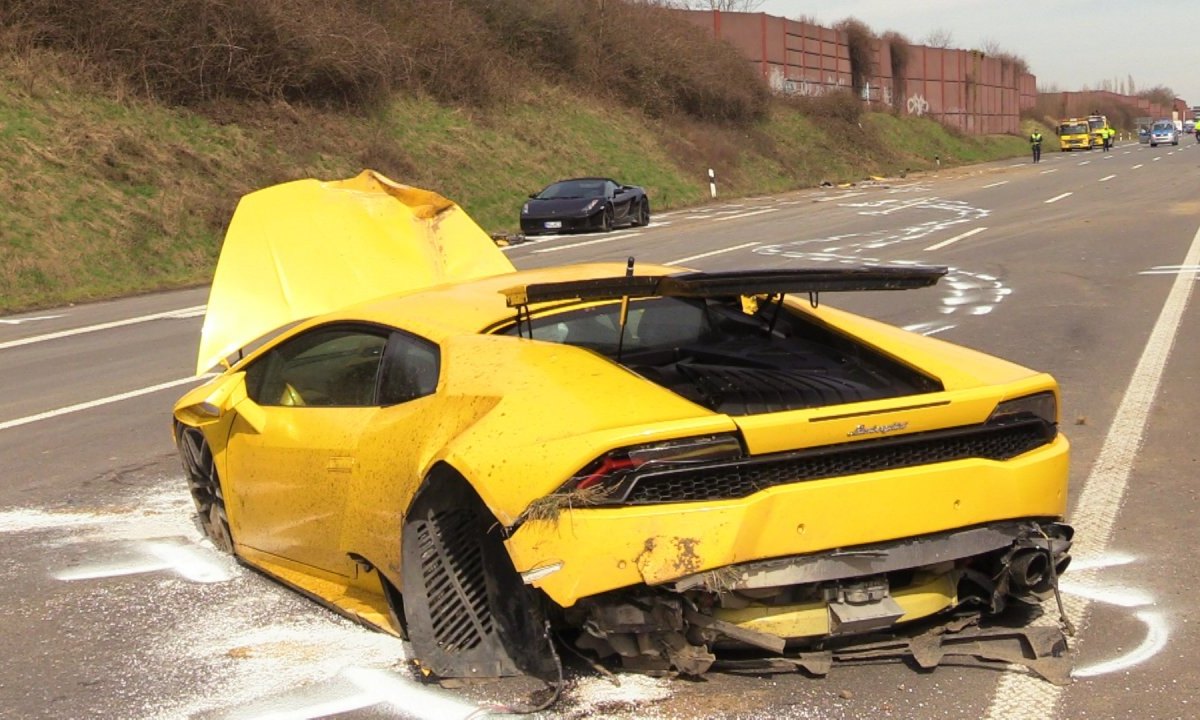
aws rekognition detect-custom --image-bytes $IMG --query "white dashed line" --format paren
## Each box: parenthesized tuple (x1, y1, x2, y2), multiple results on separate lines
(1044, 192, 1073, 204)
(710, 208, 779, 222)
(666, 242, 760, 266)
(1040, 168, 1059, 175)
(1099, 174, 1116, 182)
(530, 232, 643, 253)
(0, 306, 206, 350)
(1132, 164, 1144, 169)
(924, 227, 987, 252)
(982, 181, 1009, 189)
(0, 375, 215, 431)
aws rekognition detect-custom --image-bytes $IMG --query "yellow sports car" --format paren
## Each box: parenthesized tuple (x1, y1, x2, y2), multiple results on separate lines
(175, 171, 1072, 684)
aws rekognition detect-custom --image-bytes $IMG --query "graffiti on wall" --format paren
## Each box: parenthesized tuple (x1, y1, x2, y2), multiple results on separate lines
(907, 94, 930, 116)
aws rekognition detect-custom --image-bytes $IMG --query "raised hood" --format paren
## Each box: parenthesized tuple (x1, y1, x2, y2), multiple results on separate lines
(196, 170, 514, 374)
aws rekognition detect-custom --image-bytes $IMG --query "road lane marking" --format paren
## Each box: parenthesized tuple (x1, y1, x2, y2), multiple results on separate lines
(986, 219, 1200, 719)
(1153, 157, 1162, 162)
(710, 208, 779, 222)
(0, 375, 214, 431)
(1132, 163, 1144, 169)
(0, 314, 64, 325)
(531, 231, 643, 253)
(924, 227, 987, 252)
(982, 181, 1009, 189)
(1140, 264, 1200, 275)
(667, 242, 760, 266)
(1044, 192, 1073, 204)
(0, 305, 205, 350)
(1039, 168, 1059, 174)
(1099, 174, 1116, 182)
(1078, 161, 1091, 166)
(813, 192, 865, 203)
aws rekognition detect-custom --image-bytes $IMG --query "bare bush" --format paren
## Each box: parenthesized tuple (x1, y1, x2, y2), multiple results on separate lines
(2, 0, 768, 122)
(784, 89, 863, 123)
(835, 18, 875, 98)
(881, 31, 909, 111)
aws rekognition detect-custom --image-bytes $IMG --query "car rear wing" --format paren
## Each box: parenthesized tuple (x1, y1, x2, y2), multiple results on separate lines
(501, 265, 947, 308)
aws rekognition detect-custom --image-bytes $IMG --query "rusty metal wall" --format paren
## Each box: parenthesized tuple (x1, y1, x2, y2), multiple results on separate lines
(680, 9, 1032, 136)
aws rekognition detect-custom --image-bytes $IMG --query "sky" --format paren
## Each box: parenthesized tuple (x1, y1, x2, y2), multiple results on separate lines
(755, 0, 1196, 108)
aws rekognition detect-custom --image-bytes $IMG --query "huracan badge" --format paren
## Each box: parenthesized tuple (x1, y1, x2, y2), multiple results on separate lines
(847, 421, 909, 437)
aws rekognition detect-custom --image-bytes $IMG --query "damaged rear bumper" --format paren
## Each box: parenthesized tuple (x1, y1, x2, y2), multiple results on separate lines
(557, 520, 1072, 676)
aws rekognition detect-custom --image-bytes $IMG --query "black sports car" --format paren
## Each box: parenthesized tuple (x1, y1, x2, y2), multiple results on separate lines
(520, 177, 650, 235)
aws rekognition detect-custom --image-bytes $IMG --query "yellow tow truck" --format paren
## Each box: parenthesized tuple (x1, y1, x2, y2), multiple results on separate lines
(1057, 118, 1092, 151)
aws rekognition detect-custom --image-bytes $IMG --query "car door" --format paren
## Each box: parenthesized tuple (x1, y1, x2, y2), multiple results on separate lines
(226, 323, 389, 576)
(608, 180, 633, 224)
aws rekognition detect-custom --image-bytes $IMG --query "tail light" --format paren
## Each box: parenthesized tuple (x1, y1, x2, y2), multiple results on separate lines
(561, 434, 744, 498)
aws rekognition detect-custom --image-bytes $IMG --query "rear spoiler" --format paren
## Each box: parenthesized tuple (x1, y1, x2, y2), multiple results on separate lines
(501, 265, 947, 307)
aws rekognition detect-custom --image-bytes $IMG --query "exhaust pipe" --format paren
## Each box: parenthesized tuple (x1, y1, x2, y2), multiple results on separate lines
(1008, 549, 1051, 593)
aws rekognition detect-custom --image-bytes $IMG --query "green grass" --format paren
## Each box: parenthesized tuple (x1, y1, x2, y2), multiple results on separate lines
(0, 57, 1032, 312)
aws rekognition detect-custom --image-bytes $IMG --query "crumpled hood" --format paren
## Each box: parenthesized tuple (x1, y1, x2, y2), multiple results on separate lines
(196, 170, 514, 374)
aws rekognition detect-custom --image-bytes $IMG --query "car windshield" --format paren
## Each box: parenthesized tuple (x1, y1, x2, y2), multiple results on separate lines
(1061, 123, 1088, 134)
(1153, 124, 1172, 132)
(537, 179, 607, 200)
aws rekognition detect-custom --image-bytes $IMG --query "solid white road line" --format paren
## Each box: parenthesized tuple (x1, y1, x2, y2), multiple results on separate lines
(923, 227, 987, 252)
(0, 305, 206, 350)
(0, 375, 214, 431)
(986, 220, 1200, 719)
(982, 181, 1009, 189)
(530, 232, 643, 253)
(666, 242, 760, 266)
(1044, 192, 1073, 204)
(1099, 174, 1116, 182)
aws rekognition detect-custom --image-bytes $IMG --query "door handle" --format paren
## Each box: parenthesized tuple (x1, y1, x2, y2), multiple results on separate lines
(326, 456, 356, 474)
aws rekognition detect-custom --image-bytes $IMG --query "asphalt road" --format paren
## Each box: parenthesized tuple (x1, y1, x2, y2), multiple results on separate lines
(2, 141, 1198, 719)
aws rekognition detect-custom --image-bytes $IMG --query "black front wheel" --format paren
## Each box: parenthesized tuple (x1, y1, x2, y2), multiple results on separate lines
(177, 425, 234, 553)
(599, 205, 614, 232)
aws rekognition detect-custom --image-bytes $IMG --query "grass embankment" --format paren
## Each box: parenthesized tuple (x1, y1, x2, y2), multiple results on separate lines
(0, 53, 1028, 313)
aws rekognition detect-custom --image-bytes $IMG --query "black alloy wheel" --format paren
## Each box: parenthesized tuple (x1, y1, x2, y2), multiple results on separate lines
(177, 426, 234, 553)
(600, 205, 614, 232)
(636, 198, 650, 226)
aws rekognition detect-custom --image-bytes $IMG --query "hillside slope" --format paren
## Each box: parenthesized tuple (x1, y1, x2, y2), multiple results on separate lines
(0, 48, 1029, 313)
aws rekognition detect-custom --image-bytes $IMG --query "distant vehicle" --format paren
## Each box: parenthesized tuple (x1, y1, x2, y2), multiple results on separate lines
(1184, 120, 1195, 134)
(520, 177, 649, 235)
(1149, 121, 1178, 147)
(1056, 119, 1092, 151)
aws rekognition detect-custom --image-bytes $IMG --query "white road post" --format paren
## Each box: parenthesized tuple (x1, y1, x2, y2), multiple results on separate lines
(708, 168, 717, 199)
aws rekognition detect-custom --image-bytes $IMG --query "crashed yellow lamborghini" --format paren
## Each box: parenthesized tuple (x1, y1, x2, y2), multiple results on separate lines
(175, 171, 1072, 685)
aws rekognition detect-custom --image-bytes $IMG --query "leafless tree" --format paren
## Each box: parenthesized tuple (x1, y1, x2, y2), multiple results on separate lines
(923, 28, 953, 48)
(654, 0, 767, 9)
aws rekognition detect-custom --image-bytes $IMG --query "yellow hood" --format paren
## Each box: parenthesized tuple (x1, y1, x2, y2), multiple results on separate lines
(196, 171, 514, 374)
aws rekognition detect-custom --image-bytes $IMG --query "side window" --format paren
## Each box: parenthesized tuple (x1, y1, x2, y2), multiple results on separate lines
(245, 326, 388, 407)
(378, 331, 440, 406)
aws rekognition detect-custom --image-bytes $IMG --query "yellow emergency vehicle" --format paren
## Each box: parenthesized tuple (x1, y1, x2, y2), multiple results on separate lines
(1057, 118, 1092, 151)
